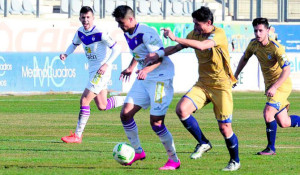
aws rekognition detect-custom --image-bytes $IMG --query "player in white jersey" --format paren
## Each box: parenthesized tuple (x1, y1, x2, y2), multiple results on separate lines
(112, 5, 180, 170)
(60, 6, 126, 143)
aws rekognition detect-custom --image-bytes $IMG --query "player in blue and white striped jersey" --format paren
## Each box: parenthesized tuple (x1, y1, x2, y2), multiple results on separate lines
(112, 5, 180, 170)
(60, 6, 126, 143)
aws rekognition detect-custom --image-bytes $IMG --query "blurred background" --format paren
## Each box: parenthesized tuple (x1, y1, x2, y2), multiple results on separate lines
(1, 0, 300, 94)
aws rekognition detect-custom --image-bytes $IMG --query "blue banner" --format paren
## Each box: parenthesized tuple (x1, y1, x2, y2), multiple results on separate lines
(0, 53, 122, 93)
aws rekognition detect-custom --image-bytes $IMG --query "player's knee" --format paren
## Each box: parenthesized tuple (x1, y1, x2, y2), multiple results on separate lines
(218, 123, 232, 137)
(176, 106, 187, 119)
(120, 110, 131, 121)
(97, 105, 106, 111)
(80, 97, 90, 106)
(277, 121, 289, 128)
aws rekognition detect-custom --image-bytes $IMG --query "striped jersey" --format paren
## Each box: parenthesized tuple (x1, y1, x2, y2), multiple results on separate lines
(72, 25, 117, 72)
(124, 23, 174, 80)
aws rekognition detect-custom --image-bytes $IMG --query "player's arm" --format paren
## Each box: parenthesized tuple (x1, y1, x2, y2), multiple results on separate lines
(163, 28, 214, 50)
(266, 50, 291, 97)
(164, 44, 186, 56)
(61, 32, 81, 61)
(234, 55, 249, 79)
(98, 41, 121, 75)
(60, 43, 78, 61)
(137, 57, 162, 80)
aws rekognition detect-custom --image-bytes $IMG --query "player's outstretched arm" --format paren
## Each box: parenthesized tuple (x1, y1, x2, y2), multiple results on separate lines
(165, 44, 185, 56)
(162, 28, 214, 51)
(234, 55, 248, 79)
(61, 43, 78, 61)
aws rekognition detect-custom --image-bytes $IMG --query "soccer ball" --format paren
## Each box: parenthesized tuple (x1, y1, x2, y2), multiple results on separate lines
(113, 142, 135, 164)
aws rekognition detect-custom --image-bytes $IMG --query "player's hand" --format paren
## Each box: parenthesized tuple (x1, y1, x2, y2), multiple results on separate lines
(60, 54, 67, 61)
(161, 28, 176, 41)
(136, 69, 148, 80)
(266, 86, 277, 97)
(144, 52, 159, 66)
(120, 68, 132, 82)
(232, 83, 237, 88)
(98, 63, 108, 75)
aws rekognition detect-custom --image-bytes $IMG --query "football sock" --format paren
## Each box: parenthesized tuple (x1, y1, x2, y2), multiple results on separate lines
(181, 115, 209, 145)
(266, 120, 277, 151)
(225, 133, 240, 163)
(75, 106, 90, 137)
(152, 124, 179, 162)
(290, 115, 300, 127)
(106, 96, 126, 110)
(122, 118, 142, 153)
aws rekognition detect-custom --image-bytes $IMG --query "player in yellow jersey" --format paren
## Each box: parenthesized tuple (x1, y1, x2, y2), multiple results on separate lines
(234, 18, 300, 155)
(146, 6, 240, 171)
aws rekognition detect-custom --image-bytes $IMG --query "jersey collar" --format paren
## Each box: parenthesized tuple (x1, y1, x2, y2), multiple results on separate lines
(84, 25, 96, 33)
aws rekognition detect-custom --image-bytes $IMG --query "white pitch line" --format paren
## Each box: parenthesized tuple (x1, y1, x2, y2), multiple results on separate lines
(1, 139, 299, 149)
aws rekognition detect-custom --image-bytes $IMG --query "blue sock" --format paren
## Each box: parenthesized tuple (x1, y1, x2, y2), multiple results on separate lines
(290, 115, 300, 127)
(225, 133, 240, 163)
(181, 115, 209, 145)
(266, 120, 277, 152)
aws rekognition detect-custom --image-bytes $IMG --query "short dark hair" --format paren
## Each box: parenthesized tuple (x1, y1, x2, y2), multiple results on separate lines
(192, 6, 214, 24)
(80, 6, 94, 15)
(112, 5, 133, 19)
(252, 18, 269, 29)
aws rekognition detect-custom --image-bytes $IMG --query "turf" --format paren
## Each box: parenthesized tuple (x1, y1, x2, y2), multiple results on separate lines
(0, 92, 299, 174)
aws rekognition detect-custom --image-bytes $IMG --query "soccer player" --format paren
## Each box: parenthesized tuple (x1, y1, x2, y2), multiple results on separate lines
(147, 6, 241, 171)
(60, 6, 126, 143)
(234, 17, 300, 155)
(112, 5, 180, 170)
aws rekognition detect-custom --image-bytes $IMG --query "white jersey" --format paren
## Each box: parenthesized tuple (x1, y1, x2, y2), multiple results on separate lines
(124, 23, 174, 80)
(72, 26, 117, 73)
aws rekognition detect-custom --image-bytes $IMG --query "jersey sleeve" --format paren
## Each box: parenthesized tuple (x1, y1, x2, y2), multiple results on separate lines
(186, 31, 193, 40)
(275, 46, 290, 68)
(207, 28, 226, 47)
(72, 31, 82, 46)
(101, 31, 117, 49)
(243, 42, 254, 61)
(143, 30, 164, 53)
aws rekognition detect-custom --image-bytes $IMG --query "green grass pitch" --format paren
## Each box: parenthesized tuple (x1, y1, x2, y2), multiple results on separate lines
(0, 92, 299, 174)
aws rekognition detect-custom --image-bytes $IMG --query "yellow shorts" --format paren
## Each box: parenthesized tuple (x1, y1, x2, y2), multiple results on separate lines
(266, 79, 292, 112)
(185, 85, 233, 123)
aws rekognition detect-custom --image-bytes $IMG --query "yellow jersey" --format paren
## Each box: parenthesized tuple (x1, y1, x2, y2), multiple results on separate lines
(243, 38, 291, 89)
(186, 26, 237, 89)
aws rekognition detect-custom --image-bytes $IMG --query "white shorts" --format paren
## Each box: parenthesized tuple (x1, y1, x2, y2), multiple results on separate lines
(125, 78, 174, 116)
(86, 70, 111, 94)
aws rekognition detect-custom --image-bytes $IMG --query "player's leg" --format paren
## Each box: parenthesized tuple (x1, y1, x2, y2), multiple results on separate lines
(94, 89, 126, 110)
(121, 80, 149, 166)
(92, 70, 126, 110)
(218, 123, 240, 171)
(61, 88, 96, 143)
(121, 103, 142, 152)
(212, 87, 240, 171)
(177, 86, 211, 159)
(276, 108, 300, 128)
(151, 115, 180, 170)
(257, 104, 278, 155)
(147, 79, 180, 170)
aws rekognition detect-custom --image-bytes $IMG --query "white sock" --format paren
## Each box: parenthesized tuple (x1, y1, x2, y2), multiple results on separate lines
(122, 119, 142, 153)
(113, 96, 126, 108)
(75, 106, 90, 137)
(159, 130, 179, 162)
